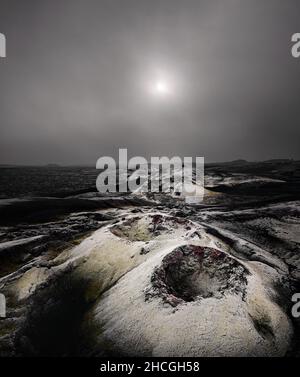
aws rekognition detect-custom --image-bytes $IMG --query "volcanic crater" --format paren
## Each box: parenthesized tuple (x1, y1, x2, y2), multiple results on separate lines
(146, 245, 248, 307)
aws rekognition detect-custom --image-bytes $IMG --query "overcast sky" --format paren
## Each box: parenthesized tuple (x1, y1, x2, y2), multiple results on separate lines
(0, 0, 300, 165)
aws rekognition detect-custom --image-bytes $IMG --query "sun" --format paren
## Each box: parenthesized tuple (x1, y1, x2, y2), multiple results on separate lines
(154, 80, 169, 95)
(144, 70, 177, 100)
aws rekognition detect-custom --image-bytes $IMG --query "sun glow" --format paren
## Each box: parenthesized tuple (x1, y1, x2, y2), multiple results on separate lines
(154, 80, 169, 95)
(143, 67, 180, 101)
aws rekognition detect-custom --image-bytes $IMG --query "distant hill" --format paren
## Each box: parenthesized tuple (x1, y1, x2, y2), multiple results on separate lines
(263, 159, 294, 164)
(207, 159, 249, 166)
(45, 163, 61, 167)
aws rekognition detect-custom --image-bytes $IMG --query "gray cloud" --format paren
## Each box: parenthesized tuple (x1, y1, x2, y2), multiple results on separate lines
(0, 0, 300, 164)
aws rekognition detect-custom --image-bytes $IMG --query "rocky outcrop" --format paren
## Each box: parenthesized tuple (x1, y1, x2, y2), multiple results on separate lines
(83, 214, 292, 357)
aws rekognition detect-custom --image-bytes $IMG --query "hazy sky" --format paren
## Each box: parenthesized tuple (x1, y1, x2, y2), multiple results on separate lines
(0, 0, 300, 165)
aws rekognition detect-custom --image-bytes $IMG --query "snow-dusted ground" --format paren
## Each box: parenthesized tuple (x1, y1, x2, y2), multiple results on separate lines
(84, 214, 291, 356)
(0, 162, 299, 357)
(0, 209, 294, 356)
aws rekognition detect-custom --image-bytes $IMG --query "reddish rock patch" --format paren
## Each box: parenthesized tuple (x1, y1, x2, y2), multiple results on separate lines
(145, 245, 248, 307)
